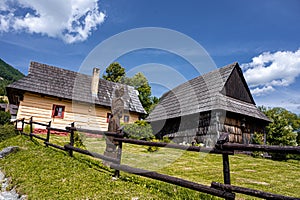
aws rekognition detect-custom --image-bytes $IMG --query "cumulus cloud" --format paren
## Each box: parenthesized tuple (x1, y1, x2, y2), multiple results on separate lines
(250, 86, 275, 96)
(0, 0, 105, 43)
(241, 49, 300, 96)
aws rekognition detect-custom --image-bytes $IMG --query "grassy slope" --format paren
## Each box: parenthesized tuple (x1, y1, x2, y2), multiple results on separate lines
(0, 135, 216, 200)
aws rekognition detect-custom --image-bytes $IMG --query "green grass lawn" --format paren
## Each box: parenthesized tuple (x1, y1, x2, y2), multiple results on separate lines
(1, 133, 300, 199)
(0, 135, 217, 200)
(82, 135, 300, 199)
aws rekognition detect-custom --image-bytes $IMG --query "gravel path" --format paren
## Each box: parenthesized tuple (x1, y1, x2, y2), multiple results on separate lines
(0, 147, 27, 200)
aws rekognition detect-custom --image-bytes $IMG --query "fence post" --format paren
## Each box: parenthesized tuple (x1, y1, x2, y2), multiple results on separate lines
(222, 153, 232, 200)
(222, 154, 231, 185)
(45, 121, 52, 147)
(21, 118, 25, 134)
(216, 132, 234, 199)
(14, 119, 18, 130)
(29, 116, 33, 139)
(69, 122, 75, 157)
(114, 129, 123, 178)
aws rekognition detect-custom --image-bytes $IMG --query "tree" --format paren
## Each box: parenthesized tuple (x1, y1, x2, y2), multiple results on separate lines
(149, 96, 159, 113)
(123, 72, 152, 115)
(103, 62, 159, 118)
(102, 62, 125, 83)
(261, 107, 298, 146)
(260, 107, 299, 160)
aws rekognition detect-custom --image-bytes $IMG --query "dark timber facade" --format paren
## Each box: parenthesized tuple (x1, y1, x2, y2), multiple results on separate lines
(147, 62, 270, 146)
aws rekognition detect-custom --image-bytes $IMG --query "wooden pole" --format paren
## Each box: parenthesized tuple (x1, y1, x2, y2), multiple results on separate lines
(216, 143, 300, 154)
(45, 121, 51, 147)
(222, 153, 232, 200)
(222, 154, 231, 185)
(64, 144, 120, 163)
(109, 163, 235, 199)
(114, 130, 123, 178)
(69, 122, 75, 157)
(14, 119, 17, 130)
(21, 118, 25, 133)
(211, 182, 299, 200)
(114, 138, 234, 155)
(29, 116, 33, 140)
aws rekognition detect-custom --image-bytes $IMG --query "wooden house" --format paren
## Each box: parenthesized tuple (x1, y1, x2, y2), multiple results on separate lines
(6, 61, 146, 130)
(147, 62, 270, 146)
(0, 103, 18, 120)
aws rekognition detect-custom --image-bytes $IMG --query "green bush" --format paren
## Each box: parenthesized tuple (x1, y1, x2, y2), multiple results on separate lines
(74, 131, 86, 149)
(147, 139, 160, 152)
(162, 136, 171, 143)
(0, 110, 11, 125)
(23, 124, 33, 134)
(0, 124, 18, 142)
(124, 120, 154, 140)
(251, 132, 264, 158)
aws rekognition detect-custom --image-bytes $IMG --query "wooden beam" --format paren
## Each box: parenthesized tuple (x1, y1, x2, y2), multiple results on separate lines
(109, 163, 235, 199)
(216, 143, 300, 154)
(114, 138, 234, 155)
(211, 182, 300, 200)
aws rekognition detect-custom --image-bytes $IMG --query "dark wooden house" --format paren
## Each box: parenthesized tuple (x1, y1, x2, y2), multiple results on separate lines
(147, 62, 270, 146)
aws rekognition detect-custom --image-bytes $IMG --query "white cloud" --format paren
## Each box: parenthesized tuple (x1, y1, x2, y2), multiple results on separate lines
(241, 49, 300, 96)
(0, 0, 105, 43)
(250, 86, 275, 96)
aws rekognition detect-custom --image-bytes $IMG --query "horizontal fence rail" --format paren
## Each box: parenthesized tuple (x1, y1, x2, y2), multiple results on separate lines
(109, 162, 235, 199)
(114, 137, 234, 155)
(216, 143, 300, 154)
(74, 127, 125, 138)
(14, 117, 300, 200)
(211, 182, 298, 200)
(64, 144, 120, 164)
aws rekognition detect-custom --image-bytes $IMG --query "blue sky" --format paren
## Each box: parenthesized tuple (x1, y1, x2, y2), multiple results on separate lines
(0, 0, 300, 114)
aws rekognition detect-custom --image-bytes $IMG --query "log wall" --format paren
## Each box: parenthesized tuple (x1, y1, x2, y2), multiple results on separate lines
(154, 111, 266, 146)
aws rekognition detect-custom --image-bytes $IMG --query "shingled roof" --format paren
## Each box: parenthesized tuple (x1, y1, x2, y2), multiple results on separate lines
(7, 61, 146, 114)
(147, 62, 270, 122)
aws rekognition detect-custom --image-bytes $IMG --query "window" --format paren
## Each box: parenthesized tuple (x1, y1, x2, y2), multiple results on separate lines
(106, 113, 112, 123)
(52, 104, 65, 118)
(124, 115, 129, 123)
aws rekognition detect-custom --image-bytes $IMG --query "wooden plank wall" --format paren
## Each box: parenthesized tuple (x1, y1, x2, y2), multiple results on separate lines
(161, 111, 265, 145)
(223, 117, 243, 143)
(17, 93, 139, 130)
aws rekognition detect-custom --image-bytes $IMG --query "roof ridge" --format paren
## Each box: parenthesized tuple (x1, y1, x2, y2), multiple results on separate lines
(29, 61, 86, 76)
(29, 61, 136, 90)
(159, 62, 238, 99)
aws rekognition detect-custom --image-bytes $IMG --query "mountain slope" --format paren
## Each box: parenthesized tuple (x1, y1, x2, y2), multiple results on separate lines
(0, 59, 24, 95)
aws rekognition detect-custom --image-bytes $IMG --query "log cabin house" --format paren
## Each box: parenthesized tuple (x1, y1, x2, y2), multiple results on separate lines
(147, 62, 270, 146)
(6, 61, 146, 130)
(0, 103, 18, 120)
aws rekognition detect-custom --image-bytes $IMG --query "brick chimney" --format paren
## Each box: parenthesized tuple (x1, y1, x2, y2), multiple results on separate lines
(91, 68, 100, 97)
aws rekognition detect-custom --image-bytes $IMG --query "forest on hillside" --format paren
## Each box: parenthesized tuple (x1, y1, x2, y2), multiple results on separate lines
(0, 59, 24, 96)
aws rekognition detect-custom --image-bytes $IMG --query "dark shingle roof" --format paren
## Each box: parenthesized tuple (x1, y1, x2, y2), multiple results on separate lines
(147, 62, 270, 122)
(7, 61, 146, 114)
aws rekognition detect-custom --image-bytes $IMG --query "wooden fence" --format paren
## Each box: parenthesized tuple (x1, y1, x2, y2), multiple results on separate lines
(14, 117, 300, 200)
